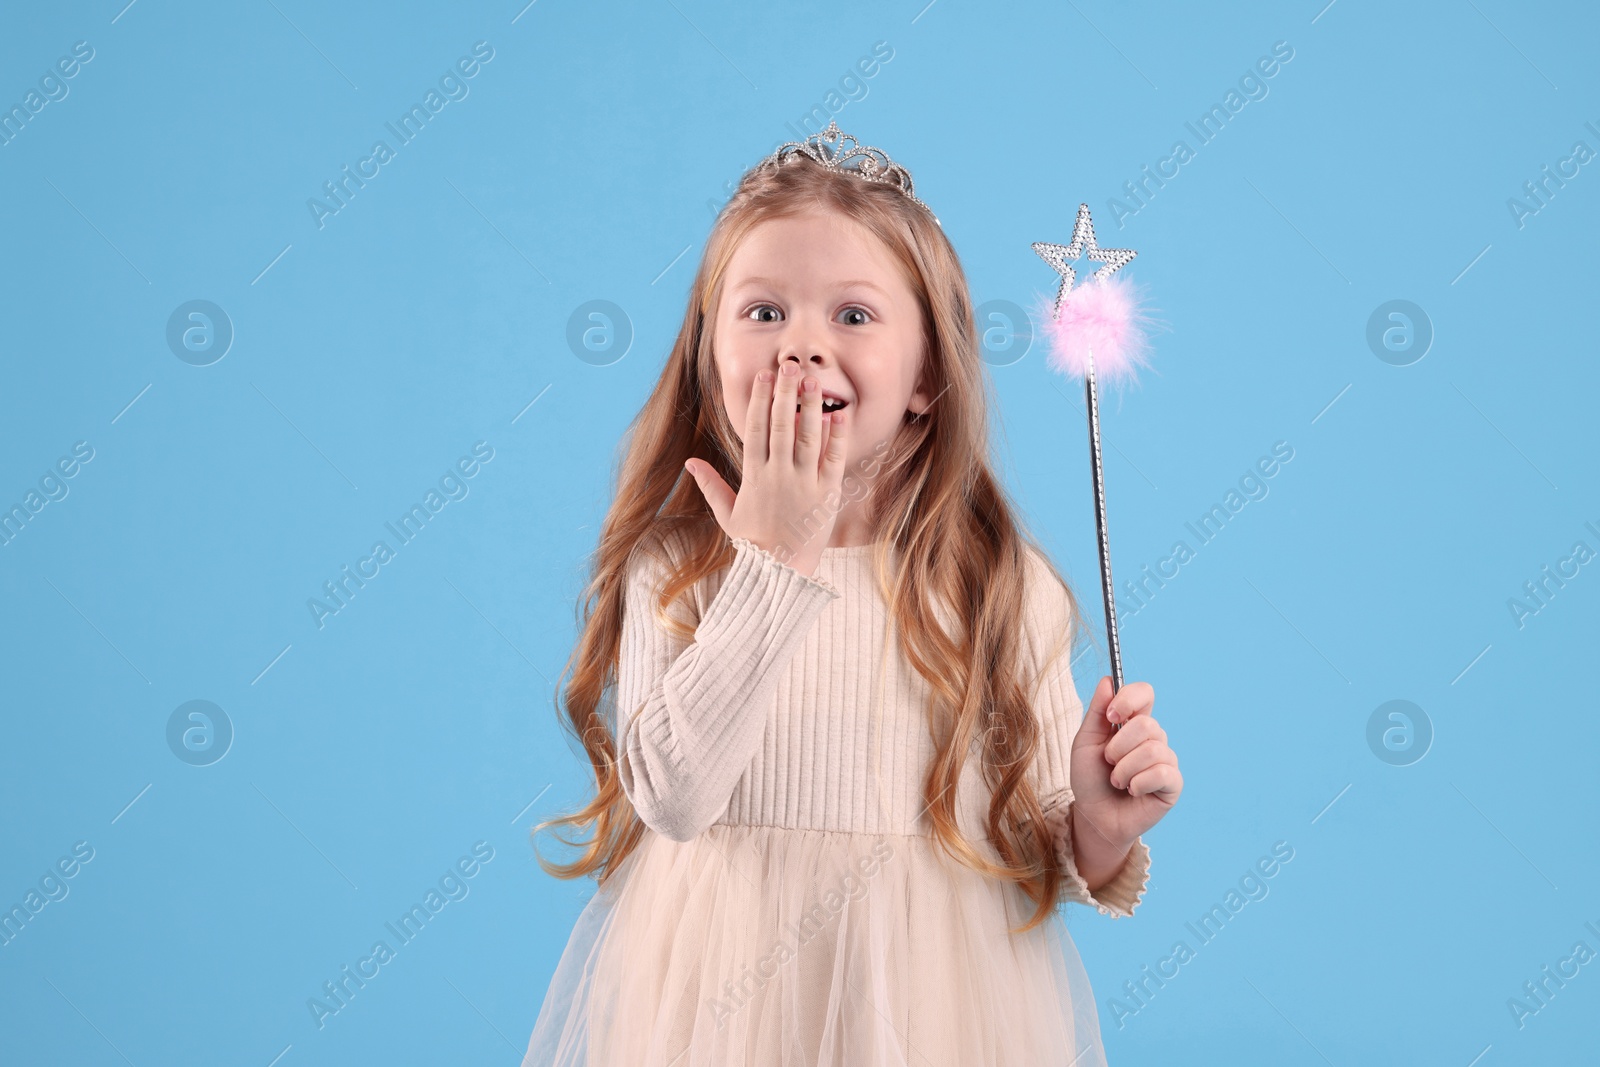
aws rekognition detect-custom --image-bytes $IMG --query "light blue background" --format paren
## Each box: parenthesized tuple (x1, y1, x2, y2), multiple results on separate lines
(2, 1, 1595, 1064)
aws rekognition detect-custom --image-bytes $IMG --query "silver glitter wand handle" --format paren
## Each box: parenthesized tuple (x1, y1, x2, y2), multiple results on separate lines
(1084, 348, 1124, 703)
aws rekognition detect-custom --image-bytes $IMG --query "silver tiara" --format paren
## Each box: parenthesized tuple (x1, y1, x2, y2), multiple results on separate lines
(755, 120, 939, 224)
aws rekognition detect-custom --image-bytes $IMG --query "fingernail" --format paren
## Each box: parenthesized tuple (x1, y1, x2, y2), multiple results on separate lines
(758, 370, 773, 383)
(802, 378, 817, 393)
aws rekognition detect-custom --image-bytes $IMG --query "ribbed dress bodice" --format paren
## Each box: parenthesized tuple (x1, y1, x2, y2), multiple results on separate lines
(711, 544, 1009, 842)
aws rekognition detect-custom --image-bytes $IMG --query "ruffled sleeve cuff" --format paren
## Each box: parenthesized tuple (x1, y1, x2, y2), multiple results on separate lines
(728, 536, 841, 599)
(1045, 797, 1152, 920)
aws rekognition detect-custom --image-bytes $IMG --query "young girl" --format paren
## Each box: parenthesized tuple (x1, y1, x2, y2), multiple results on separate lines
(526, 122, 1183, 1066)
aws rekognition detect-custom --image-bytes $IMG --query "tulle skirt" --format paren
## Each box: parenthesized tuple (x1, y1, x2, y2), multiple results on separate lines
(524, 823, 1109, 1067)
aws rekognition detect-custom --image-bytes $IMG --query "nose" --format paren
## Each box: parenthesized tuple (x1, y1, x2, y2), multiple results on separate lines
(774, 322, 832, 376)
(774, 352, 828, 376)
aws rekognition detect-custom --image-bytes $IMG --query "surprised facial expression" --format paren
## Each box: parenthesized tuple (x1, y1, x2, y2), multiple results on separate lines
(711, 208, 934, 474)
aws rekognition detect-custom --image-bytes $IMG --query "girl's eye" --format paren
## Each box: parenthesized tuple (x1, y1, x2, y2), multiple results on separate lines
(743, 305, 872, 325)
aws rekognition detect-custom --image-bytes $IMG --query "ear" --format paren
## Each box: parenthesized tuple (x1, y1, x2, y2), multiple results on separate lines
(907, 348, 936, 415)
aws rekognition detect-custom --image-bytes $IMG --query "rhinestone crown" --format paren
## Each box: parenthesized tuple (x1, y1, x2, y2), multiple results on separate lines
(754, 120, 938, 224)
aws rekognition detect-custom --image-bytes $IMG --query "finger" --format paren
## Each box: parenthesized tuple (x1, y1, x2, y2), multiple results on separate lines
(770, 360, 800, 460)
(1126, 761, 1182, 799)
(813, 401, 833, 480)
(1102, 713, 1166, 766)
(819, 406, 848, 488)
(684, 459, 736, 533)
(1109, 738, 1172, 792)
(1106, 681, 1155, 725)
(1082, 675, 1117, 741)
(795, 373, 823, 471)
(818, 398, 833, 467)
(745, 370, 775, 466)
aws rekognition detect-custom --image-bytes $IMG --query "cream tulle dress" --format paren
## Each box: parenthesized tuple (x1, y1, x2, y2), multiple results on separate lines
(525, 532, 1151, 1066)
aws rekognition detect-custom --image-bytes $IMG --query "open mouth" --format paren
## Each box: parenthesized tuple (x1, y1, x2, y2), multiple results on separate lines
(798, 394, 851, 413)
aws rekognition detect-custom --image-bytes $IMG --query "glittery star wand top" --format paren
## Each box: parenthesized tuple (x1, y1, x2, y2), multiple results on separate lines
(1031, 203, 1156, 700)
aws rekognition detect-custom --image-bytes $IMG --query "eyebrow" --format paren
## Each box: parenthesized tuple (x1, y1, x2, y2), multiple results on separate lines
(729, 276, 891, 297)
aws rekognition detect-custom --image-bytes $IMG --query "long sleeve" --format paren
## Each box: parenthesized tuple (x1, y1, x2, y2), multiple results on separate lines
(616, 533, 841, 842)
(1023, 545, 1152, 919)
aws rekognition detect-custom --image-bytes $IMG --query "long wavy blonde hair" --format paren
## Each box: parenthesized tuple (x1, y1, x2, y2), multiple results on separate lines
(531, 149, 1096, 935)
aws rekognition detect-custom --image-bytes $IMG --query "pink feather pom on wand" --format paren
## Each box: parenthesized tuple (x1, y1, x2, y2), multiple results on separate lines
(1030, 203, 1156, 707)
